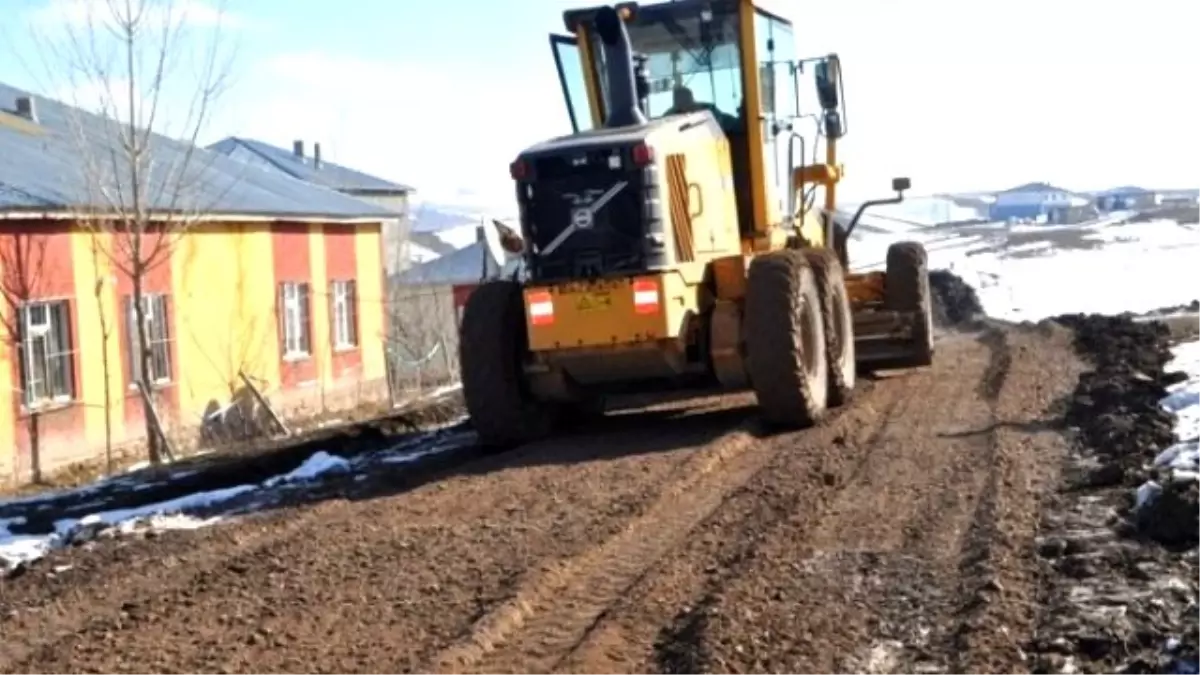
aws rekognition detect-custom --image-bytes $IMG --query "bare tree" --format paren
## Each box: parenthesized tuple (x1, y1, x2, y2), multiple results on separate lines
(30, 0, 237, 464)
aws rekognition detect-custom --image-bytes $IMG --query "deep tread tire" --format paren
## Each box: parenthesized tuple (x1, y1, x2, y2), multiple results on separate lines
(804, 249, 856, 407)
(458, 280, 551, 449)
(744, 250, 829, 428)
(885, 241, 935, 367)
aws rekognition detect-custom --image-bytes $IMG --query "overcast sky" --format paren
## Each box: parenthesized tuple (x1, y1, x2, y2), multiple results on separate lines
(2, 0, 1196, 210)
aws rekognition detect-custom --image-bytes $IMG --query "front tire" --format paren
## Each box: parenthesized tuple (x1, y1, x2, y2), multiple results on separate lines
(885, 242, 935, 367)
(744, 250, 829, 429)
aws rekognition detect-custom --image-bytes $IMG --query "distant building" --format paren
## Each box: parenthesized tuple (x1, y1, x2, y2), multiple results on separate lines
(1093, 186, 1162, 211)
(1156, 193, 1195, 206)
(394, 222, 521, 324)
(384, 222, 522, 388)
(207, 137, 425, 275)
(989, 182, 1096, 224)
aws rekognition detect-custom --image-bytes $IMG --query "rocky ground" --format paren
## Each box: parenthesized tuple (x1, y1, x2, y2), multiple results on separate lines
(0, 270, 1195, 674)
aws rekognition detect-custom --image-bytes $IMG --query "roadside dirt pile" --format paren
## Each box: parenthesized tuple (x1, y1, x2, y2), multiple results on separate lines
(1057, 314, 1188, 515)
(1028, 313, 1198, 674)
(929, 268, 986, 327)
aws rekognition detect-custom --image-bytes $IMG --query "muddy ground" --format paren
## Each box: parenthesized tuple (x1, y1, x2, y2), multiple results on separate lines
(0, 272, 1196, 674)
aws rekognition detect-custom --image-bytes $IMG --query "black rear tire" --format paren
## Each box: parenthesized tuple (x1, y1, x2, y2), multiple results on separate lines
(744, 250, 829, 428)
(458, 280, 552, 449)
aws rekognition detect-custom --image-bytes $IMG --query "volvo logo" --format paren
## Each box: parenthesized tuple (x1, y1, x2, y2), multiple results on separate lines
(570, 207, 595, 230)
(541, 180, 629, 257)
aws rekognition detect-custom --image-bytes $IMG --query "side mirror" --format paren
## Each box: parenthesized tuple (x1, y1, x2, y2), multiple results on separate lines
(892, 177, 911, 194)
(814, 57, 840, 111)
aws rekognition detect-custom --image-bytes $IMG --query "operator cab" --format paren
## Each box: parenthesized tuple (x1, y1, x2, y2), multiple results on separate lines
(549, 0, 831, 234)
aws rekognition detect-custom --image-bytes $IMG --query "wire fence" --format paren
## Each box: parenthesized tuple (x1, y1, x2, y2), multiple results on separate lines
(385, 283, 463, 406)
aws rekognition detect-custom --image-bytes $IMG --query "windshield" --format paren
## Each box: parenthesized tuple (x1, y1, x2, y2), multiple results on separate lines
(590, 5, 744, 133)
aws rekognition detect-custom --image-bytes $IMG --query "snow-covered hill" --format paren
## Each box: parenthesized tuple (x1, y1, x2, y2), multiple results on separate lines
(406, 189, 516, 261)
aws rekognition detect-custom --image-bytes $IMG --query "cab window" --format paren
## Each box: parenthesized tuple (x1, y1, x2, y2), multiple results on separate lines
(589, 4, 745, 135)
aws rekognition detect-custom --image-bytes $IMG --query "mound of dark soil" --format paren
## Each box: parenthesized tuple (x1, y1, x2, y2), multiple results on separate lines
(929, 269, 986, 326)
(1055, 314, 1182, 485)
(1055, 311, 1198, 545)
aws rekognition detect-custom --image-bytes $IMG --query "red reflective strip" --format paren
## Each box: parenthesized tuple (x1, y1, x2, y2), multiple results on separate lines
(528, 291, 554, 326)
(632, 280, 659, 314)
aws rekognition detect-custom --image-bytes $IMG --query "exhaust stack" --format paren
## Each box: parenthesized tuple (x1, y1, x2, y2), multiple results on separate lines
(594, 5, 646, 128)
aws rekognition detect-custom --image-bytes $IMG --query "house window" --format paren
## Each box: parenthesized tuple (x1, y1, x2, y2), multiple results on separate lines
(330, 279, 358, 349)
(125, 293, 172, 385)
(280, 281, 311, 358)
(18, 300, 75, 407)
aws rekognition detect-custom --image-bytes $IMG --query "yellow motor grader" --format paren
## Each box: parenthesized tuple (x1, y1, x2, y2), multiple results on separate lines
(460, 0, 934, 448)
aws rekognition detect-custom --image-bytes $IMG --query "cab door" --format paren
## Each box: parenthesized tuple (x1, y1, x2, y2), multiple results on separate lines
(752, 10, 798, 223)
(550, 34, 599, 133)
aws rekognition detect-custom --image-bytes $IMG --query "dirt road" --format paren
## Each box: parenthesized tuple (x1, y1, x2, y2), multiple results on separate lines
(0, 311, 1100, 674)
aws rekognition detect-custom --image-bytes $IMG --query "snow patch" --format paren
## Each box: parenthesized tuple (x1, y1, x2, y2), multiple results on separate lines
(927, 231, 1200, 321)
(408, 242, 442, 263)
(1131, 338, 1200, 530)
(264, 451, 352, 487)
(2, 411, 472, 573)
(1132, 339, 1200, 515)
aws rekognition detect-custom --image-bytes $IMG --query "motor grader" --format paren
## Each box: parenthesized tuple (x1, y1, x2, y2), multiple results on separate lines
(460, 0, 935, 448)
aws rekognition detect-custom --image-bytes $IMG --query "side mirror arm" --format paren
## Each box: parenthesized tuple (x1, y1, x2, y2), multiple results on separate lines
(844, 177, 910, 240)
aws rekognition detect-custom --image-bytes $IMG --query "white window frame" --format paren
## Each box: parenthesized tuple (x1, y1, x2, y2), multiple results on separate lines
(331, 279, 358, 350)
(125, 293, 173, 387)
(280, 281, 311, 360)
(19, 300, 75, 409)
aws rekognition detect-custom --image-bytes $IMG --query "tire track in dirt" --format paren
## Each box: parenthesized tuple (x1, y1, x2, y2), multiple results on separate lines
(547, 348, 972, 674)
(426, 382, 889, 675)
(719, 331, 997, 673)
(549, 323, 1077, 674)
(945, 327, 1012, 672)
(436, 377, 912, 673)
(946, 322, 1081, 674)
(427, 431, 760, 674)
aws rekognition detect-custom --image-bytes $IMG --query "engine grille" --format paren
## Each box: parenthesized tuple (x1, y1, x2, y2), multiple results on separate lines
(520, 149, 647, 282)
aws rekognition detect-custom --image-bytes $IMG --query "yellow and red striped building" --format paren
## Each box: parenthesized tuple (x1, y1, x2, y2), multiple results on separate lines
(0, 219, 389, 483)
(0, 84, 401, 484)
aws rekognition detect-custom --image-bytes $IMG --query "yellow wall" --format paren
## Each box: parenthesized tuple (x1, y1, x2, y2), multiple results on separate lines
(355, 222, 386, 382)
(173, 222, 282, 419)
(72, 231, 125, 446)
